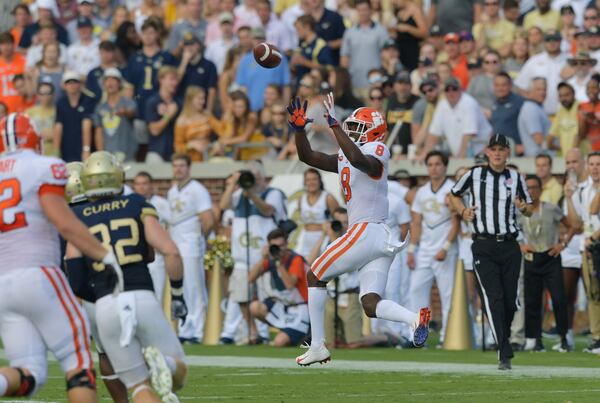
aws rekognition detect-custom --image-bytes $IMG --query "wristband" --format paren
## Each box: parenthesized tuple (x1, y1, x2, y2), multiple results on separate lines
(460, 209, 466, 218)
(170, 279, 184, 297)
(442, 241, 451, 252)
(407, 244, 416, 253)
(82, 145, 91, 152)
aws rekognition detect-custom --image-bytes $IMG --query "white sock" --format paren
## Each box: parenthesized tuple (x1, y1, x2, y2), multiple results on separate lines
(0, 374, 8, 396)
(375, 300, 418, 324)
(308, 287, 328, 346)
(165, 356, 177, 375)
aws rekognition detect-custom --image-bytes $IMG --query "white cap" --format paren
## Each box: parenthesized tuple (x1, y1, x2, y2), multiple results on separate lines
(37, 0, 56, 10)
(62, 71, 81, 83)
(103, 67, 122, 81)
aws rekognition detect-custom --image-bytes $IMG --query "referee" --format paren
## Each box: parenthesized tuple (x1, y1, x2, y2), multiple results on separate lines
(450, 134, 533, 370)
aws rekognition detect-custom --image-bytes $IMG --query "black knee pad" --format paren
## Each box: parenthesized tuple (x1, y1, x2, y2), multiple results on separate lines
(8, 368, 36, 397)
(66, 368, 97, 391)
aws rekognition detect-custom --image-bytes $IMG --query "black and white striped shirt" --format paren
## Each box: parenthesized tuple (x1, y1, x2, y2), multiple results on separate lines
(451, 166, 532, 236)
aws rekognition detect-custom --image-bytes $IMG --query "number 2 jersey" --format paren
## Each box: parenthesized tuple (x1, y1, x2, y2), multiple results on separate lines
(71, 193, 158, 299)
(0, 150, 68, 274)
(338, 141, 390, 227)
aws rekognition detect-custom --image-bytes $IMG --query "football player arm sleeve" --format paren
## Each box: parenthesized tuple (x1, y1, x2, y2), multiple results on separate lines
(143, 214, 183, 281)
(64, 257, 96, 302)
(330, 124, 382, 177)
(40, 193, 110, 262)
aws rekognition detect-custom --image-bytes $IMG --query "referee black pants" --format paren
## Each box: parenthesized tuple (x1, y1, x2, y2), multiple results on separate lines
(524, 252, 568, 339)
(472, 239, 521, 360)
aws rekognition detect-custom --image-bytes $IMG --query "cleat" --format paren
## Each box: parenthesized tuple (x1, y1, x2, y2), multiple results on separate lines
(296, 344, 331, 366)
(412, 307, 431, 348)
(143, 346, 173, 398)
(163, 392, 180, 403)
(498, 358, 512, 370)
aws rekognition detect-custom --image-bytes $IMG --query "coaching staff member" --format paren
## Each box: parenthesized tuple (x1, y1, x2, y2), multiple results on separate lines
(449, 134, 533, 370)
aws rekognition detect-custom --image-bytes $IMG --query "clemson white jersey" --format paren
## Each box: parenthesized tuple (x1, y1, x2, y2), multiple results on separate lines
(168, 179, 212, 257)
(411, 179, 456, 254)
(0, 150, 68, 273)
(338, 141, 390, 227)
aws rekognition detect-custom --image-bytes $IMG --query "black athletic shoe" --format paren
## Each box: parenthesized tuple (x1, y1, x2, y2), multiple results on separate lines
(583, 339, 600, 353)
(498, 358, 512, 370)
(532, 339, 546, 352)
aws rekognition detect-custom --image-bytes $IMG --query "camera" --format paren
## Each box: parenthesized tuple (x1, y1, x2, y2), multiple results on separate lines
(269, 244, 281, 259)
(238, 170, 255, 189)
(331, 220, 343, 233)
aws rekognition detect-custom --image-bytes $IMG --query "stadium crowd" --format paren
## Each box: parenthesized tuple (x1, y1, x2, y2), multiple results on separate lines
(3, 0, 600, 355)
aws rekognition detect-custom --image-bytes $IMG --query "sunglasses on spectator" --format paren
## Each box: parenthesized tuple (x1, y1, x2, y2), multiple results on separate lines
(571, 61, 590, 66)
(484, 59, 499, 64)
(445, 86, 459, 92)
(422, 87, 436, 94)
(370, 95, 383, 101)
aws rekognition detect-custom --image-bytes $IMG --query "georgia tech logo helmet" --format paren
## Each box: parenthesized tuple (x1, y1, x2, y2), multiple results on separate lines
(81, 151, 125, 198)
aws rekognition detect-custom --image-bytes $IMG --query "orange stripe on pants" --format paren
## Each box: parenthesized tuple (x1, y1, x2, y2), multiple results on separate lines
(41, 266, 83, 368)
(50, 267, 93, 369)
(316, 223, 368, 280)
(312, 223, 360, 274)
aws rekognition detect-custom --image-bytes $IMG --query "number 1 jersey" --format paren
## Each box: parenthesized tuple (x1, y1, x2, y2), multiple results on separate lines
(0, 150, 68, 273)
(337, 141, 390, 227)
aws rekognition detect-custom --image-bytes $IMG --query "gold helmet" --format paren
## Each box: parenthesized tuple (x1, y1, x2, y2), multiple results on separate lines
(65, 161, 86, 204)
(81, 151, 124, 198)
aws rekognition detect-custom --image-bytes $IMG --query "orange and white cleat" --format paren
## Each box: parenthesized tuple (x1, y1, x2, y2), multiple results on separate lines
(296, 343, 331, 366)
(412, 307, 431, 348)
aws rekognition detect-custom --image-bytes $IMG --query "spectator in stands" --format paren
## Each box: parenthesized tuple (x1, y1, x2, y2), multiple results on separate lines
(503, 36, 529, 79)
(10, 4, 31, 47)
(132, 0, 165, 35)
(262, 102, 293, 159)
(218, 46, 244, 112)
(518, 77, 551, 157)
(55, 0, 78, 27)
(146, 66, 181, 162)
(100, 5, 129, 42)
(380, 39, 403, 78)
(26, 80, 56, 155)
(85, 40, 120, 102)
(582, 6, 599, 32)
(175, 86, 220, 161)
(559, 5, 577, 54)
(370, 0, 394, 28)
(25, 23, 68, 69)
(205, 12, 237, 74)
(291, 15, 333, 87)
(419, 76, 492, 159)
(249, 228, 309, 347)
(309, 0, 345, 65)
(527, 26, 545, 56)
(236, 27, 291, 112)
(258, 84, 282, 126)
(515, 30, 567, 115)
(93, 68, 138, 161)
(534, 153, 562, 205)
(444, 32, 469, 89)
(577, 74, 600, 151)
(367, 86, 385, 115)
(490, 72, 524, 154)
(205, 0, 234, 45)
(54, 71, 96, 162)
(340, 0, 389, 97)
(19, 0, 70, 49)
(524, 0, 560, 32)
(11, 74, 35, 113)
(0, 32, 26, 114)
(427, 0, 481, 35)
(66, 17, 101, 79)
(473, 0, 516, 58)
(256, 0, 294, 53)
(237, 25, 254, 53)
(25, 42, 65, 104)
(586, 27, 600, 62)
(385, 71, 420, 156)
(166, 0, 206, 56)
(234, 0, 261, 29)
(394, 0, 428, 71)
(115, 21, 141, 65)
(468, 50, 502, 115)
(177, 33, 218, 112)
(565, 52, 597, 102)
(213, 90, 265, 160)
(548, 82, 580, 156)
(459, 31, 478, 61)
(410, 43, 437, 94)
(66, 0, 101, 44)
(411, 76, 440, 151)
(95, 0, 115, 33)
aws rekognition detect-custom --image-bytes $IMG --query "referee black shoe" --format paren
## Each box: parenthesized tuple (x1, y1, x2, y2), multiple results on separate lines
(498, 358, 512, 370)
(583, 339, 600, 353)
(532, 339, 546, 352)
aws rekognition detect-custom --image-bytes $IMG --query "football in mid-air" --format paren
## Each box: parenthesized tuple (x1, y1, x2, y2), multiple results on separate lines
(253, 42, 282, 69)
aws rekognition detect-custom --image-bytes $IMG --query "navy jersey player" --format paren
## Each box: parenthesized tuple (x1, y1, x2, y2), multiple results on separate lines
(65, 151, 187, 403)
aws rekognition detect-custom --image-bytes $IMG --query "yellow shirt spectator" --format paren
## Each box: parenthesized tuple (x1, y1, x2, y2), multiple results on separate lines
(473, 19, 516, 53)
(523, 9, 560, 32)
(548, 100, 588, 156)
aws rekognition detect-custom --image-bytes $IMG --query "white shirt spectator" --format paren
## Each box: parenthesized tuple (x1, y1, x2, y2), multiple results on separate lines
(263, 13, 295, 52)
(234, 3, 261, 30)
(568, 72, 594, 102)
(205, 37, 238, 73)
(552, 0, 589, 28)
(429, 92, 492, 157)
(514, 51, 567, 115)
(26, 43, 69, 68)
(66, 39, 101, 77)
(281, 4, 305, 47)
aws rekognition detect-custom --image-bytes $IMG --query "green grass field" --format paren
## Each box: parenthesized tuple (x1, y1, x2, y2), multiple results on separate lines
(3, 336, 600, 402)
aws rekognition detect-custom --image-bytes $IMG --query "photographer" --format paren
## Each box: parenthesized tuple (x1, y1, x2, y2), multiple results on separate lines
(249, 229, 309, 346)
(308, 208, 363, 347)
(218, 160, 288, 344)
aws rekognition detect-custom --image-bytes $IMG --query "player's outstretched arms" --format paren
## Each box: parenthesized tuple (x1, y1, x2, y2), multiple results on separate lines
(323, 92, 382, 177)
(288, 97, 338, 173)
